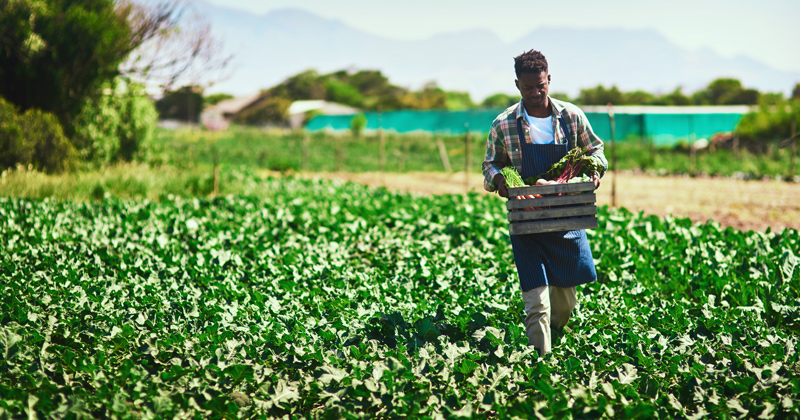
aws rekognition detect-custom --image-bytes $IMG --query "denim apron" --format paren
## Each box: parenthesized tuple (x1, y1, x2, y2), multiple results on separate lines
(510, 117, 597, 291)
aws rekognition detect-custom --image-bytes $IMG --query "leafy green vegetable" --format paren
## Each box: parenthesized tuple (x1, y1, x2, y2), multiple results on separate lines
(0, 172, 798, 418)
(500, 166, 526, 188)
(541, 146, 604, 182)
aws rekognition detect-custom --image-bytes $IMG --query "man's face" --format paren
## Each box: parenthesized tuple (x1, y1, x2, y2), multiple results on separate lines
(515, 71, 550, 110)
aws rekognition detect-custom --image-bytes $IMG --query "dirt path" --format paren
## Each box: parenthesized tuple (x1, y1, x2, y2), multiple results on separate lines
(291, 171, 800, 232)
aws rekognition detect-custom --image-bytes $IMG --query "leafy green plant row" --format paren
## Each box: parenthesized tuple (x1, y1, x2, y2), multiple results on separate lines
(0, 174, 798, 418)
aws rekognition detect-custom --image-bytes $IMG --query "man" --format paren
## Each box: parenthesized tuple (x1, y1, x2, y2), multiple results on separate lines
(482, 49, 607, 356)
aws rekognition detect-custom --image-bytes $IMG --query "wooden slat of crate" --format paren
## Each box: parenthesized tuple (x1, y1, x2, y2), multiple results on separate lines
(508, 205, 597, 222)
(509, 216, 598, 235)
(507, 182, 594, 197)
(506, 181, 597, 235)
(507, 193, 596, 210)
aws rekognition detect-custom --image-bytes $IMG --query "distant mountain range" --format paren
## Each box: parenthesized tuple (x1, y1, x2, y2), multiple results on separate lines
(192, 2, 800, 101)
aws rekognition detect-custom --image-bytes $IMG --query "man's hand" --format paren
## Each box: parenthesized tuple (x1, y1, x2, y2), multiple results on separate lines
(493, 174, 509, 198)
(592, 172, 601, 189)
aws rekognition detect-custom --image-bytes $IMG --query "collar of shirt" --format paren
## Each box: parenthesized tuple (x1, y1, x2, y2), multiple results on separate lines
(514, 98, 567, 144)
(514, 97, 566, 122)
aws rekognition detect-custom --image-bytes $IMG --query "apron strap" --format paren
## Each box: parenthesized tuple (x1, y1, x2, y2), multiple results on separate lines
(558, 115, 570, 140)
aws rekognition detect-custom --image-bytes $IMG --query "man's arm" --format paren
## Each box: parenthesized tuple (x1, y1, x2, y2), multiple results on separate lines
(482, 124, 511, 196)
(573, 109, 608, 178)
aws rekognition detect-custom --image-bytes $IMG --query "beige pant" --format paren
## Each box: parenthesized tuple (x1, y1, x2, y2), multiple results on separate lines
(522, 286, 577, 356)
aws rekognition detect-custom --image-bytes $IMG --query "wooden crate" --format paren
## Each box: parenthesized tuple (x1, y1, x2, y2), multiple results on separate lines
(506, 182, 597, 235)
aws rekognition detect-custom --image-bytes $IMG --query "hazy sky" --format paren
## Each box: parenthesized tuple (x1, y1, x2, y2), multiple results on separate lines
(202, 0, 800, 73)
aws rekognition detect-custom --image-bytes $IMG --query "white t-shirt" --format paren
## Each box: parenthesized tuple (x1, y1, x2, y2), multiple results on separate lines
(523, 107, 555, 145)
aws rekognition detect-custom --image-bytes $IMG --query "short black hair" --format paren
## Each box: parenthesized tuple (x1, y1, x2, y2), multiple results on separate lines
(514, 50, 548, 77)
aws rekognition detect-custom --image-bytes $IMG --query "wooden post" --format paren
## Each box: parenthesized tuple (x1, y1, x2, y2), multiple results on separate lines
(303, 132, 310, 171)
(643, 115, 655, 169)
(651, 138, 657, 169)
(733, 132, 739, 160)
(379, 109, 385, 174)
(334, 134, 342, 172)
(398, 134, 406, 172)
(608, 103, 617, 208)
(212, 148, 219, 196)
(437, 137, 452, 172)
(342, 135, 347, 172)
(791, 117, 797, 178)
(689, 115, 696, 174)
(464, 123, 471, 190)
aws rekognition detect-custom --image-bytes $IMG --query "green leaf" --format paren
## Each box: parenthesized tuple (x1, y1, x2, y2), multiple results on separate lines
(0, 328, 22, 361)
(318, 365, 348, 385)
(414, 317, 440, 340)
(615, 363, 639, 385)
(779, 249, 798, 282)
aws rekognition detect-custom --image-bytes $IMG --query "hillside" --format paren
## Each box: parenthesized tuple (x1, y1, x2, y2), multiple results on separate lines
(191, 2, 800, 100)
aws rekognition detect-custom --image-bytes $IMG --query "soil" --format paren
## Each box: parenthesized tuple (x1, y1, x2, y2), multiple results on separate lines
(288, 170, 800, 233)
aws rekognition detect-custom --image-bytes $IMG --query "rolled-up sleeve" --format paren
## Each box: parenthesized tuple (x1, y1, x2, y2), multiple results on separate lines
(482, 123, 509, 192)
(575, 111, 608, 176)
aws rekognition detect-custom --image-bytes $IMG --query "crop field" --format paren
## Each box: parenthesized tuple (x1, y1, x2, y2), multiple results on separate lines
(1, 174, 799, 419)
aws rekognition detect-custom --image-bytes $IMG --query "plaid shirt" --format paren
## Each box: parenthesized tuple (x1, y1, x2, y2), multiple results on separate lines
(482, 98, 608, 192)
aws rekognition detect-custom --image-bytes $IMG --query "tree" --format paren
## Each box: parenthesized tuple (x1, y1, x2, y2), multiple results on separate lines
(155, 86, 204, 122)
(325, 79, 364, 108)
(401, 83, 447, 109)
(625, 90, 655, 105)
(481, 93, 519, 109)
(343, 70, 408, 110)
(577, 85, 625, 105)
(0, 0, 132, 135)
(736, 101, 799, 152)
(204, 93, 234, 107)
(117, 0, 232, 90)
(693, 78, 759, 105)
(445, 91, 476, 111)
(234, 97, 292, 126)
(348, 70, 395, 97)
(652, 87, 692, 106)
(793, 83, 800, 101)
(269, 70, 327, 101)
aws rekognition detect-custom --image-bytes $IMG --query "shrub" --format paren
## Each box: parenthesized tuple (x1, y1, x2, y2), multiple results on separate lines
(234, 96, 292, 126)
(0, 97, 75, 173)
(20, 109, 76, 173)
(736, 100, 800, 152)
(73, 77, 158, 165)
(155, 86, 204, 122)
(350, 113, 368, 138)
(0, 98, 29, 169)
(0, 0, 131, 137)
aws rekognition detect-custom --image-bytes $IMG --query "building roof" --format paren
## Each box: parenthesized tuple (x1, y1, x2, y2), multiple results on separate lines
(287, 100, 360, 115)
(208, 94, 262, 114)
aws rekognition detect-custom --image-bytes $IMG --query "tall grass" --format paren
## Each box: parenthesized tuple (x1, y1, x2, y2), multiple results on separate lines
(154, 127, 796, 179)
(151, 127, 488, 174)
(2, 127, 795, 202)
(0, 162, 272, 202)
